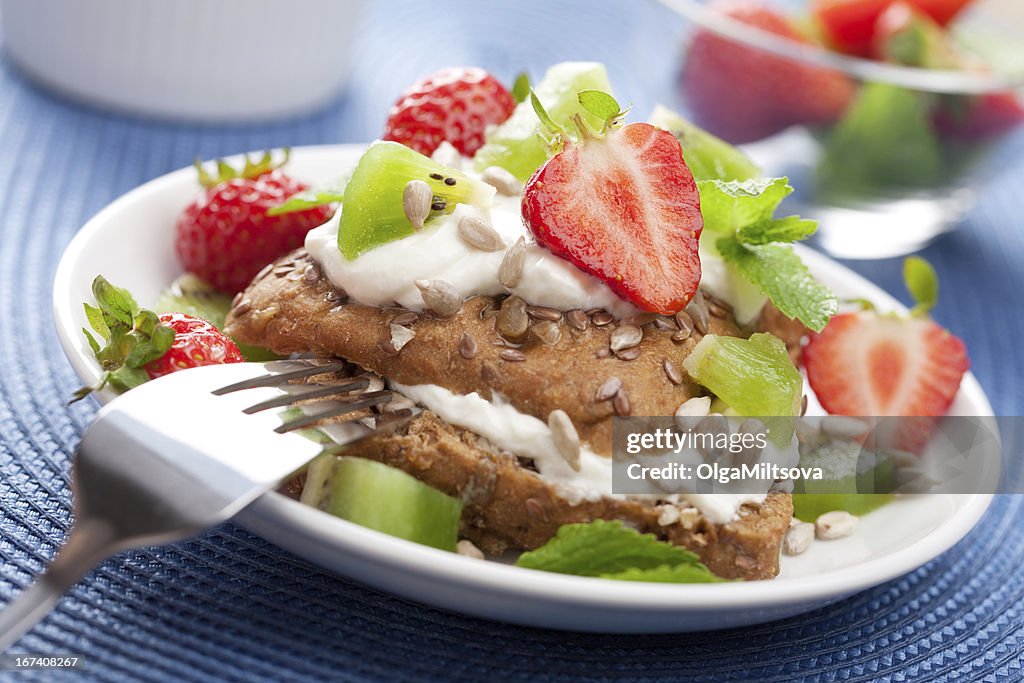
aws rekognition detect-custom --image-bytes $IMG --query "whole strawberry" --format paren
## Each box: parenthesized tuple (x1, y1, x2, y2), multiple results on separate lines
(175, 152, 333, 294)
(383, 67, 516, 157)
(144, 312, 244, 380)
(74, 276, 244, 401)
(680, 0, 855, 143)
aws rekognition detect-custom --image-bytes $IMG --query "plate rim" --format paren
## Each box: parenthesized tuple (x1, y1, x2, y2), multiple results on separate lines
(51, 143, 997, 615)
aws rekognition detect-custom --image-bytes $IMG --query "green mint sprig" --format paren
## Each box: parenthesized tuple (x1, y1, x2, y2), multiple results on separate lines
(699, 177, 837, 332)
(73, 276, 174, 402)
(515, 520, 724, 583)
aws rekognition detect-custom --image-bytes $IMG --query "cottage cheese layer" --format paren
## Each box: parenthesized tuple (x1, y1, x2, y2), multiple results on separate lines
(391, 380, 771, 524)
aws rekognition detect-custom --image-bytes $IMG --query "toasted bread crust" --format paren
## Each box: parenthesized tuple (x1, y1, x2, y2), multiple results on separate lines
(227, 249, 792, 579)
(225, 250, 743, 454)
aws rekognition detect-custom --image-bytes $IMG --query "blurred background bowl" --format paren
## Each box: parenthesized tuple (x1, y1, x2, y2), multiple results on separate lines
(662, 0, 1024, 258)
(0, 0, 365, 122)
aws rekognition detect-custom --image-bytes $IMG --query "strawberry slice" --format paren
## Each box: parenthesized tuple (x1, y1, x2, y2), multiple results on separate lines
(521, 122, 702, 315)
(804, 311, 968, 449)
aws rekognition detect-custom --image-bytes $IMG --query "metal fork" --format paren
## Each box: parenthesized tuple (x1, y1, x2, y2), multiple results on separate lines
(0, 359, 405, 651)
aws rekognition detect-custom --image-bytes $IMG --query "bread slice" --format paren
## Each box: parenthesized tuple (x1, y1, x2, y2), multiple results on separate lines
(226, 248, 794, 580)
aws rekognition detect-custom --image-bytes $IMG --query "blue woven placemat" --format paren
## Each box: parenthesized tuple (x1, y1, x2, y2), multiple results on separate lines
(1, 1, 1022, 681)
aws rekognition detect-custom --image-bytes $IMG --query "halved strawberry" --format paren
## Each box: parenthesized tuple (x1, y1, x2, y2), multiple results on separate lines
(521, 122, 702, 315)
(804, 311, 968, 451)
(813, 0, 974, 57)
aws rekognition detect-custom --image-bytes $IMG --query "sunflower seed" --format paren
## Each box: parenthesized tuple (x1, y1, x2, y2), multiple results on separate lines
(706, 296, 732, 319)
(624, 313, 659, 327)
(527, 305, 562, 321)
(653, 317, 676, 331)
(456, 539, 485, 560)
(250, 303, 280, 332)
(497, 295, 529, 340)
(377, 340, 399, 356)
(500, 349, 526, 362)
(389, 324, 415, 352)
(686, 290, 710, 335)
(457, 215, 505, 251)
(414, 279, 462, 317)
(674, 311, 694, 339)
(591, 311, 614, 326)
(481, 166, 521, 196)
(615, 347, 641, 361)
(610, 324, 643, 352)
(255, 262, 275, 281)
(532, 320, 561, 345)
(302, 263, 321, 283)
(548, 409, 581, 471)
(612, 390, 632, 416)
(273, 265, 293, 277)
(595, 376, 622, 401)
(566, 309, 588, 331)
(525, 498, 549, 522)
(390, 311, 418, 326)
(459, 332, 479, 359)
(232, 298, 252, 316)
(815, 511, 859, 540)
(403, 180, 433, 230)
(498, 237, 526, 288)
(662, 358, 683, 385)
(783, 522, 815, 555)
(382, 396, 416, 413)
(657, 505, 681, 526)
(674, 396, 712, 431)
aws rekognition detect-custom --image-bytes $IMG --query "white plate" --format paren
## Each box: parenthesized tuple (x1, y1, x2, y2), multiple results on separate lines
(52, 144, 995, 633)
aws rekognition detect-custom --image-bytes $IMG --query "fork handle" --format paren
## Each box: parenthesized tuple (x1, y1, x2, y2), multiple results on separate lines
(0, 519, 118, 651)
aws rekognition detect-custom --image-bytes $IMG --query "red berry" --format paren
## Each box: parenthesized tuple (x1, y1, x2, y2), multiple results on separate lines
(680, 0, 855, 143)
(145, 313, 244, 380)
(522, 122, 703, 315)
(175, 170, 332, 294)
(383, 67, 516, 157)
(803, 311, 969, 449)
(813, 0, 973, 57)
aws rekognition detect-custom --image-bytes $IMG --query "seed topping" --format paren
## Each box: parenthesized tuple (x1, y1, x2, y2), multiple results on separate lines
(499, 237, 526, 288)
(548, 409, 581, 471)
(403, 180, 433, 230)
(414, 279, 462, 317)
(457, 215, 505, 252)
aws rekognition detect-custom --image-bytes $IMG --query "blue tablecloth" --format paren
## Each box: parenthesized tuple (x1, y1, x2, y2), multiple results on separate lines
(1, 1, 1022, 681)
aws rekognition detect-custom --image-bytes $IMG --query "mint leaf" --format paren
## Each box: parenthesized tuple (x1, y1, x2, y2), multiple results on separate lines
(577, 90, 622, 126)
(904, 256, 938, 316)
(698, 178, 793, 234)
(737, 216, 817, 245)
(716, 238, 838, 332)
(92, 276, 138, 326)
(511, 71, 531, 104)
(267, 189, 344, 216)
(602, 564, 724, 583)
(515, 520, 719, 582)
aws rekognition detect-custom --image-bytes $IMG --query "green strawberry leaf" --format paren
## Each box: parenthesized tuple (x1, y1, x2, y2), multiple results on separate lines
(195, 149, 290, 189)
(72, 275, 175, 402)
(267, 189, 344, 216)
(515, 520, 720, 582)
(904, 256, 939, 316)
(530, 89, 564, 138)
(511, 71, 531, 104)
(736, 216, 818, 245)
(716, 237, 838, 332)
(577, 89, 624, 127)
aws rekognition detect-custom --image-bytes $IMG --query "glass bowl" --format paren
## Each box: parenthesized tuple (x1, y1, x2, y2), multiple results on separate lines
(660, 0, 1024, 258)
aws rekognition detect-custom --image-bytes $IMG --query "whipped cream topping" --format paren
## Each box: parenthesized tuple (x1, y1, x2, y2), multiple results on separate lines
(391, 380, 770, 523)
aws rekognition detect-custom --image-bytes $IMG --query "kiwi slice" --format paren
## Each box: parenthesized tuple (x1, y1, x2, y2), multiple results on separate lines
(301, 455, 463, 551)
(154, 273, 280, 361)
(649, 105, 761, 182)
(474, 61, 614, 181)
(338, 141, 494, 260)
(683, 333, 802, 444)
(792, 443, 897, 520)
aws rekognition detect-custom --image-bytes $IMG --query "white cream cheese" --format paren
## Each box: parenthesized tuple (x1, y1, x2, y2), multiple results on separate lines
(390, 380, 768, 523)
(306, 192, 641, 319)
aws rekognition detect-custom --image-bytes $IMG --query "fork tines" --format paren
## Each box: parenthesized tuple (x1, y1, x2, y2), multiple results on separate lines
(212, 358, 349, 395)
(243, 377, 371, 414)
(275, 391, 394, 433)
